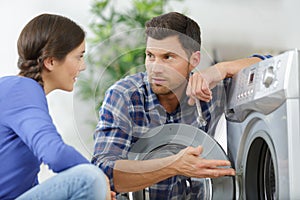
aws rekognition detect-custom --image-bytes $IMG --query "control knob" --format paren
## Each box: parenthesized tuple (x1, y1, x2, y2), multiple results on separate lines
(263, 66, 275, 88)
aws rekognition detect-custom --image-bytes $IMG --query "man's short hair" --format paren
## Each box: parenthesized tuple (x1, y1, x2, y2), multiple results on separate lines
(145, 12, 201, 57)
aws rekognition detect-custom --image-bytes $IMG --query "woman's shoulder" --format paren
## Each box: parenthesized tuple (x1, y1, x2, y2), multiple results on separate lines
(0, 76, 43, 91)
(0, 76, 45, 102)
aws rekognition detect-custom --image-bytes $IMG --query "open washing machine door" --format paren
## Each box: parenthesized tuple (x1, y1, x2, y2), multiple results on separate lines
(128, 123, 234, 200)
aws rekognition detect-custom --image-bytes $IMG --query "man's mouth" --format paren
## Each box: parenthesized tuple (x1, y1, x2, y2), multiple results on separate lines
(152, 77, 166, 85)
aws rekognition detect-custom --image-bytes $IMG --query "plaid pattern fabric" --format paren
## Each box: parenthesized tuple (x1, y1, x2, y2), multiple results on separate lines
(92, 55, 271, 199)
(91, 72, 227, 199)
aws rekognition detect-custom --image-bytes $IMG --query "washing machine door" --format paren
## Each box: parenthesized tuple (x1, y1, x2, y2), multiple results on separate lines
(128, 123, 234, 200)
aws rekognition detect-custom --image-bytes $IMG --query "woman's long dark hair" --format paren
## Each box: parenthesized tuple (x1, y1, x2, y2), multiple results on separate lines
(17, 13, 85, 87)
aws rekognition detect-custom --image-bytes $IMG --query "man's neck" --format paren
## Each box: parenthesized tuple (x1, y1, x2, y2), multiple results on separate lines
(158, 94, 179, 113)
(158, 85, 186, 113)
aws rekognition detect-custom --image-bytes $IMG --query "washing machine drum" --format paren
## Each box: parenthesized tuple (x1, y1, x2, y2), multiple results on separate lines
(128, 123, 234, 200)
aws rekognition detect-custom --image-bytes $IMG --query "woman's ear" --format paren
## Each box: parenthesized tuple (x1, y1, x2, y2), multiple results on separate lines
(189, 51, 201, 71)
(43, 57, 55, 71)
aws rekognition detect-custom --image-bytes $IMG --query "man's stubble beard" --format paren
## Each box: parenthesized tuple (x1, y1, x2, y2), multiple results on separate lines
(150, 79, 188, 96)
(150, 83, 173, 95)
(149, 63, 191, 96)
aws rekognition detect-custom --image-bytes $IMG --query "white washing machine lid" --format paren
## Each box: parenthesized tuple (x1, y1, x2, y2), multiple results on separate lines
(128, 123, 234, 199)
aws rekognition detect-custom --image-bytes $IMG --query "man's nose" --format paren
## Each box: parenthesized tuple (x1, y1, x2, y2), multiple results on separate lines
(150, 59, 164, 73)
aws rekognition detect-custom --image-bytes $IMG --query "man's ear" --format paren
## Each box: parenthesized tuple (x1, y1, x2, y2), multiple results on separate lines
(43, 57, 55, 71)
(189, 51, 201, 69)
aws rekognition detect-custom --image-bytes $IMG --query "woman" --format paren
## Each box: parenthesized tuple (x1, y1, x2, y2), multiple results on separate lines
(0, 13, 115, 200)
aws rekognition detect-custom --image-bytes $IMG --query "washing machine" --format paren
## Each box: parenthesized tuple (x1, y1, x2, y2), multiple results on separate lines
(226, 49, 300, 199)
(128, 123, 234, 200)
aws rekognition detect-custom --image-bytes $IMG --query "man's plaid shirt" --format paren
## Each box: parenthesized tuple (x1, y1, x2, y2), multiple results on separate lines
(91, 71, 229, 199)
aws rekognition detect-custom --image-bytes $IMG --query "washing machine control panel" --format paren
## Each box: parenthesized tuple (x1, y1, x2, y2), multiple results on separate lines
(226, 49, 299, 122)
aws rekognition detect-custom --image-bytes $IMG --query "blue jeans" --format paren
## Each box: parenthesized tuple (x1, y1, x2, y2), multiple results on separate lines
(17, 164, 107, 200)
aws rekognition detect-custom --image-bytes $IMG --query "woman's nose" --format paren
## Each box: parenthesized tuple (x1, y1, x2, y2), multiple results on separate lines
(79, 62, 86, 71)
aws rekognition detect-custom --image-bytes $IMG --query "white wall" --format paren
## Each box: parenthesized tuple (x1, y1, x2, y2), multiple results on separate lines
(1, 0, 299, 182)
(172, 0, 300, 60)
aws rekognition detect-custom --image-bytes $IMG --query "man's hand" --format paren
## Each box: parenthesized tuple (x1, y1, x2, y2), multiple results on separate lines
(187, 65, 224, 105)
(171, 146, 235, 178)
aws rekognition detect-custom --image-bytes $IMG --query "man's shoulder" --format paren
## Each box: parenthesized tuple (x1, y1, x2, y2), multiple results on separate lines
(110, 72, 148, 93)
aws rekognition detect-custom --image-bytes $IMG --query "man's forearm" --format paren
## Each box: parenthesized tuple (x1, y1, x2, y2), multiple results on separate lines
(216, 57, 262, 79)
(113, 156, 177, 192)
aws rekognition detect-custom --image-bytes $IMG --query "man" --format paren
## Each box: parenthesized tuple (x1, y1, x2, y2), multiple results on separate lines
(92, 12, 269, 199)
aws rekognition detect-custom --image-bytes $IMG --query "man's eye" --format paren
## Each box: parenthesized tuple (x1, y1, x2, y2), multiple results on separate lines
(147, 53, 155, 60)
(165, 55, 173, 60)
